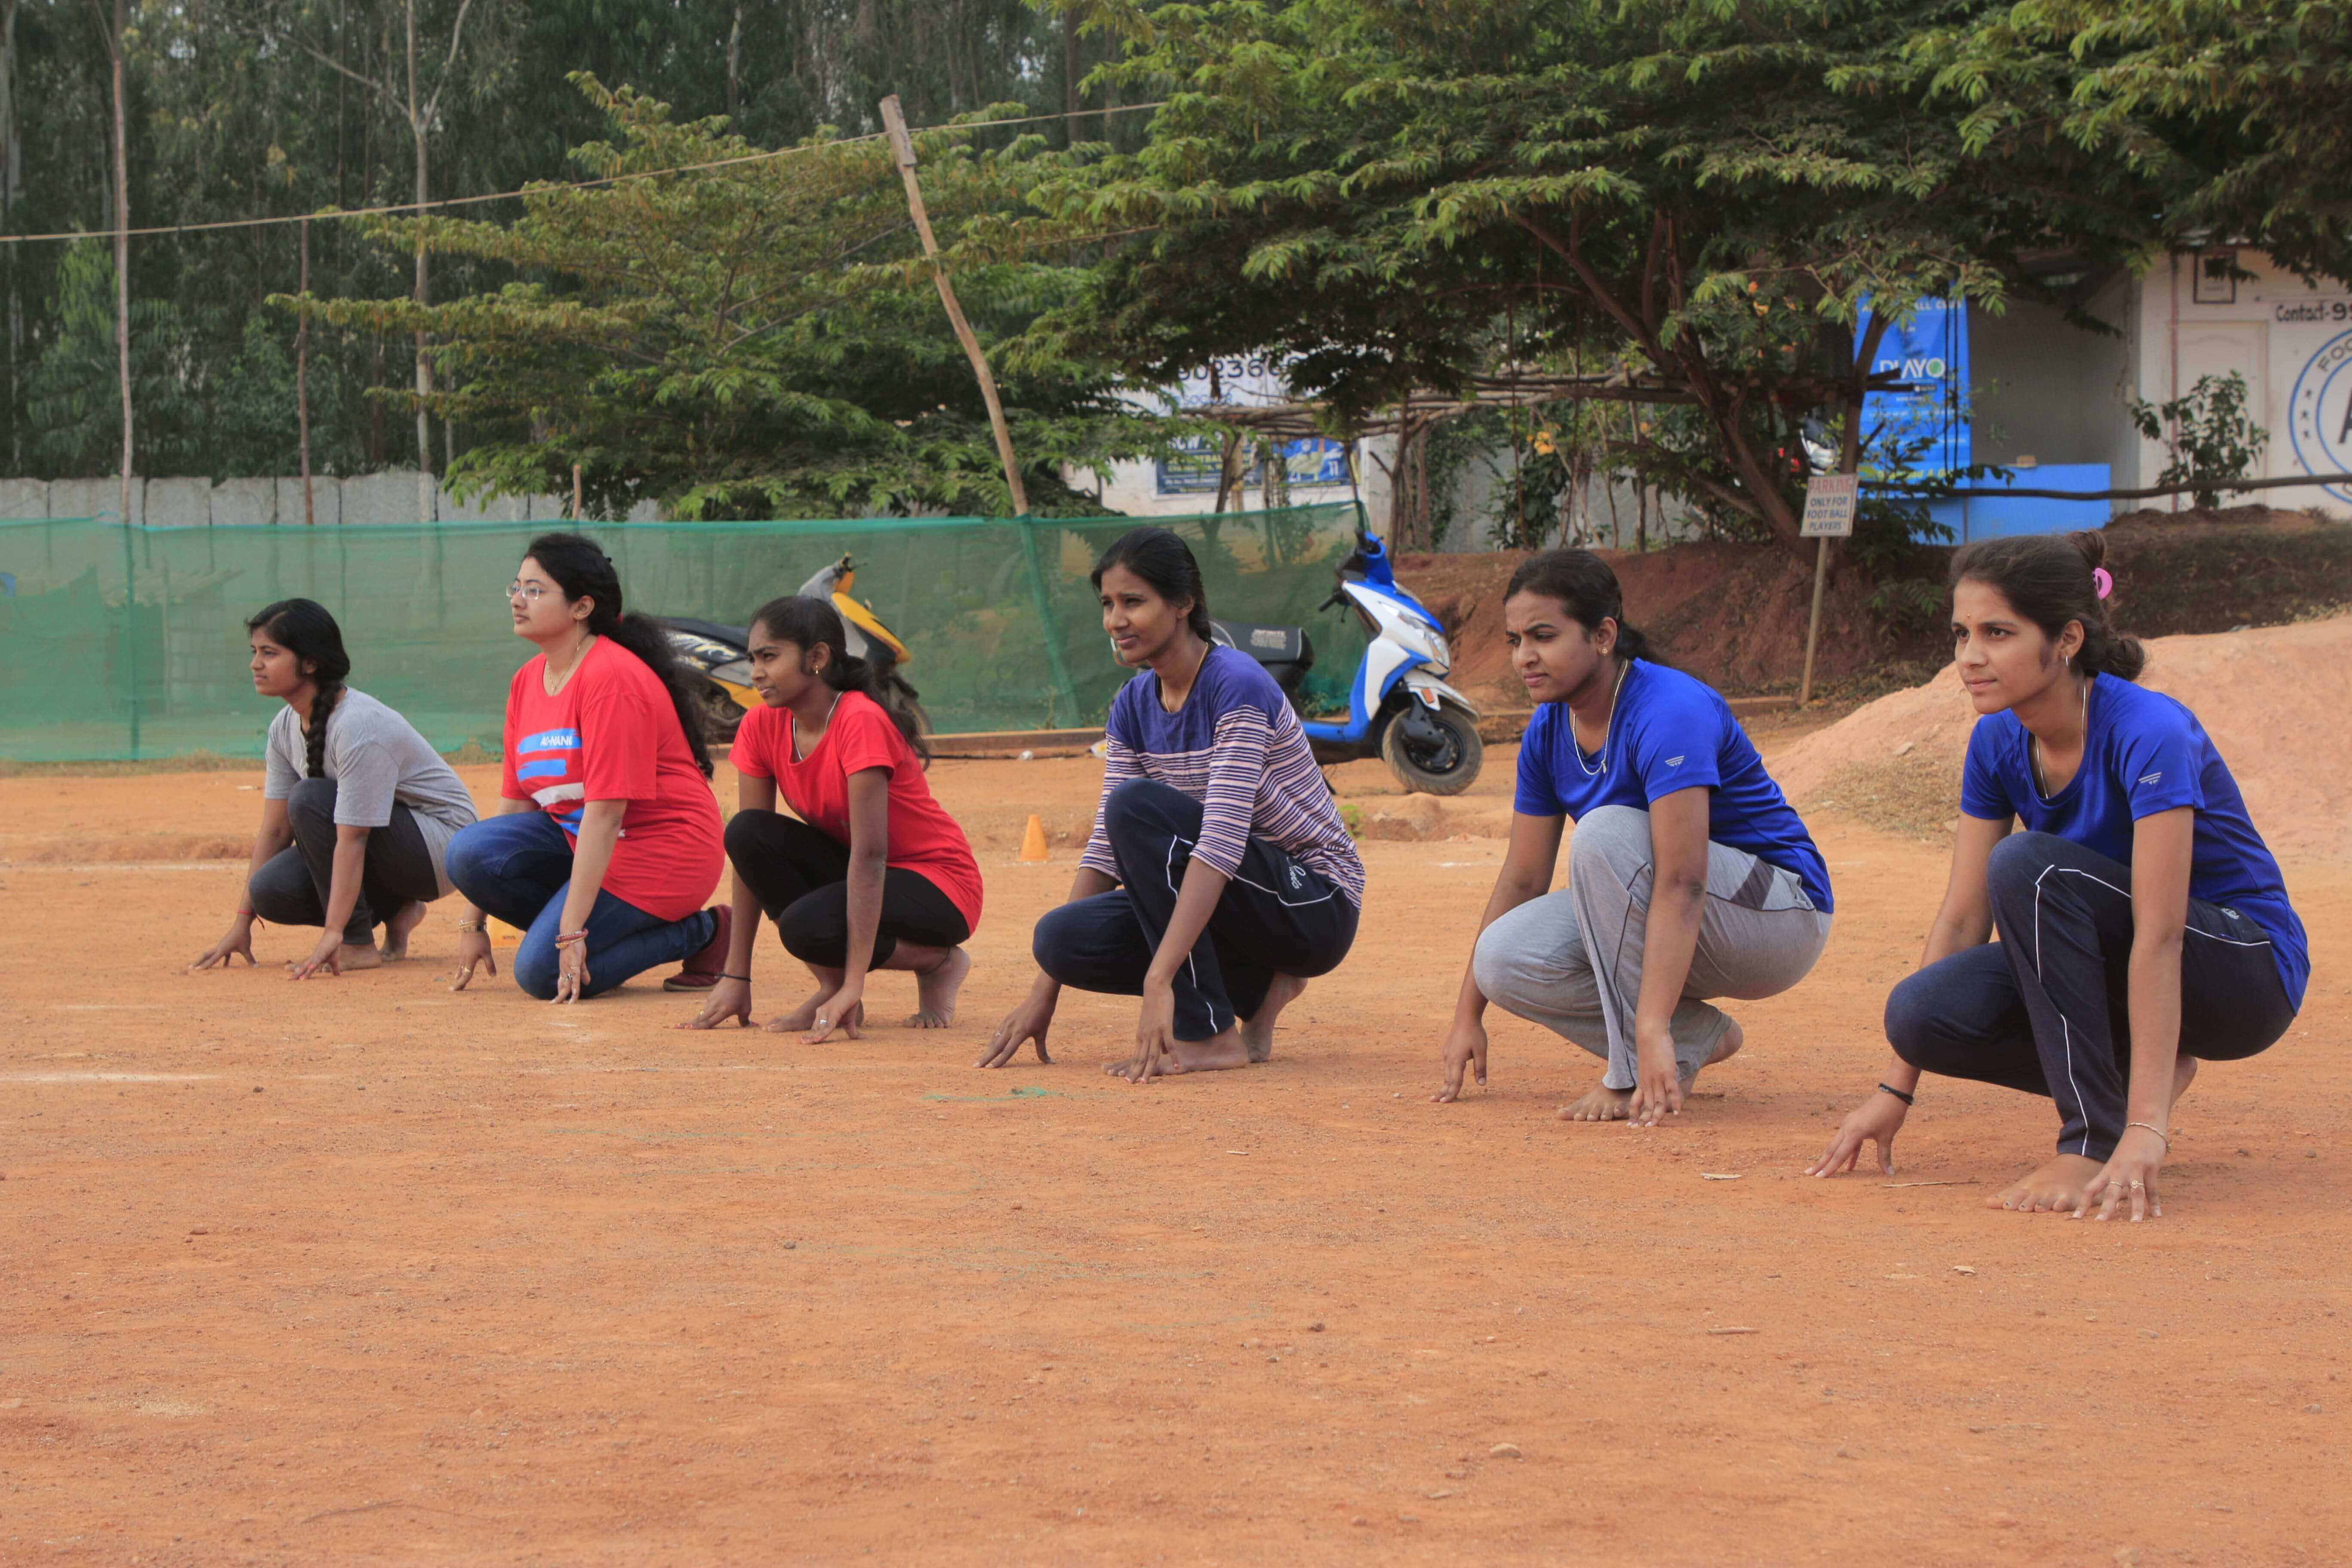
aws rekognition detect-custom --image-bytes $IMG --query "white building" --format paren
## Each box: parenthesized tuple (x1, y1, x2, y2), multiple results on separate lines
(1070, 250, 2351, 543)
(1973, 247, 2352, 514)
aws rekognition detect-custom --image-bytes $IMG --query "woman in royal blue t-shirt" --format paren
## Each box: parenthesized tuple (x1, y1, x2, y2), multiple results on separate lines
(1433, 550, 1833, 1126)
(1809, 531, 2306, 1221)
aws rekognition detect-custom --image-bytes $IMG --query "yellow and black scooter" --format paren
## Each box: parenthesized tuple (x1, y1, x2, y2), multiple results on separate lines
(658, 554, 925, 744)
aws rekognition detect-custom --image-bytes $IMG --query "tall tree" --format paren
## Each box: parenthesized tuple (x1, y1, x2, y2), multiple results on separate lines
(1920, 0, 2352, 281)
(293, 80, 1176, 518)
(1042, 0, 2175, 553)
(88, 0, 128, 518)
(289, 0, 487, 519)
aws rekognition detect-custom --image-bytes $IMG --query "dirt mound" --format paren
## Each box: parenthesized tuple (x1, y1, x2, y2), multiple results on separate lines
(1774, 614, 2352, 861)
(1397, 509, 2352, 713)
(1400, 543, 1891, 705)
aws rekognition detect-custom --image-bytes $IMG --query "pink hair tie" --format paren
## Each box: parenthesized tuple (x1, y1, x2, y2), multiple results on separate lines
(2092, 567, 2113, 601)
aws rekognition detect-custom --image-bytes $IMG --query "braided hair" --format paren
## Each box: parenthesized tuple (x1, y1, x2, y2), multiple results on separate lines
(522, 531, 716, 779)
(245, 598, 351, 777)
(748, 594, 931, 763)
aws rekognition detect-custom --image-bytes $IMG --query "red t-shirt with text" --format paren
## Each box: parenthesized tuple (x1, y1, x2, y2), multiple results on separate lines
(732, 691, 983, 933)
(499, 637, 724, 922)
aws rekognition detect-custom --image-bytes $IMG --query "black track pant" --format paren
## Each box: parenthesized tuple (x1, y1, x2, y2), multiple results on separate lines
(1886, 831, 2296, 1160)
(247, 776, 440, 944)
(1032, 779, 1359, 1040)
(724, 810, 968, 969)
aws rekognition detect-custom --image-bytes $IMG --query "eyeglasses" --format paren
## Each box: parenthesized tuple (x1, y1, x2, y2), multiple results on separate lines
(506, 581, 550, 602)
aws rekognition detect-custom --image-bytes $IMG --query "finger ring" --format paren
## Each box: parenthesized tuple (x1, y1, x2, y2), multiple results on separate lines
(815, 1017, 829, 1028)
(2130, 1179, 2145, 1189)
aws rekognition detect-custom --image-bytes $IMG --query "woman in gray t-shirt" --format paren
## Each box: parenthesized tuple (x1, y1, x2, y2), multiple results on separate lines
(190, 599, 479, 979)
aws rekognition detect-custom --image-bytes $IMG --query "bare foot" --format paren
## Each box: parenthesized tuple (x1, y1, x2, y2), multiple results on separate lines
(765, 987, 831, 1034)
(1240, 974, 1308, 1064)
(378, 901, 428, 962)
(2171, 1052, 2198, 1108)
(289, 942, 382, 977)
(1559, 1081, 1632, 1122)
(1106, 1028, 1253, 1082)
(907, 947, 971, 1028)
(1703, 1017, 1744, 1069)
(1986, 1153, 2106, 1213)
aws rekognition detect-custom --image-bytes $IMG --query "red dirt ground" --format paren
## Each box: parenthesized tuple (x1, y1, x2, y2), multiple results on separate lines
(3, 749, 2347, 1564)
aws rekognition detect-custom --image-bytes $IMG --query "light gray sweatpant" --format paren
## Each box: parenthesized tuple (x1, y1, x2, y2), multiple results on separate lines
(1472, 804, 1832, 1090)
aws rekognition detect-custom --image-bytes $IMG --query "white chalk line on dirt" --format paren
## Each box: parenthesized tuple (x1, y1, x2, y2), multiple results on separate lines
(2, 1071, 219, 1083)
(2, 861, 241, 872)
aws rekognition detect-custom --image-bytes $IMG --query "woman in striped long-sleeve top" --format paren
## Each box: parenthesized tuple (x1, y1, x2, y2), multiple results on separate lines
(977, 527, 1363, 1081)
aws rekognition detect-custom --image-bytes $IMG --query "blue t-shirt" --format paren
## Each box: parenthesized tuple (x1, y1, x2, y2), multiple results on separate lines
(1960, 675, 2307, 1007)
(1514, 659, 1833, 912)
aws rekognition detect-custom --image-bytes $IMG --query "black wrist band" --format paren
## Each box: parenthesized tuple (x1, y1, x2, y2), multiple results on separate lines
(1877, 1082, 1916, 1107)
(720, 973, 752, 983)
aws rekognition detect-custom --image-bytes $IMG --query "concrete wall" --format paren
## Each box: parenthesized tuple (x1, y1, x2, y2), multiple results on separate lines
(0, 478, 47, 519)
(1076, 450, 1372, 527)
(0, 474, 637, 526)
(1430, 448, 1708, 554)
(49, 477, 143, 525)
(1970, 291, 2135, 471)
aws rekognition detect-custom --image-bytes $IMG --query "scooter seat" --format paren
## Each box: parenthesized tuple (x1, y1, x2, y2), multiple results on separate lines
(652, 615, 749, 649)
(1210, 618, 1313, 668)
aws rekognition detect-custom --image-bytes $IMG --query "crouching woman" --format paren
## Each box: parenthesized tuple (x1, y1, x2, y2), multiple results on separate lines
(1433, 550, 1834, 1125)
(978, 527, 1363, 1081)
(190, 598, 479, 979)
(445, 533, 728, 1001)
(678, 593, 981, 1038)
(1809, 533, 2306, 1219)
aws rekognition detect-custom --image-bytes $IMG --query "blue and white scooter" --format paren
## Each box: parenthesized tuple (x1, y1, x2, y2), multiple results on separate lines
(1210, 527, 1483, 794)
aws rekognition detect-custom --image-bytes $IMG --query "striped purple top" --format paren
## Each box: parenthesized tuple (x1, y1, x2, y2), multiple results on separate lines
(1081, 645, 1365, 906)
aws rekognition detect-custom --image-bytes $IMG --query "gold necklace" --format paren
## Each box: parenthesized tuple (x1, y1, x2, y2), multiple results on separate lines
(2029, 674, 2091, 798)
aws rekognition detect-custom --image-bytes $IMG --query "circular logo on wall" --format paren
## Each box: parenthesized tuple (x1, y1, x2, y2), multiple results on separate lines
(2288, 328, 2352, 503)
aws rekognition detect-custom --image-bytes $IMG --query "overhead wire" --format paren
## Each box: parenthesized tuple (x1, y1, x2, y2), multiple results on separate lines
(0, 100, 1171, 247)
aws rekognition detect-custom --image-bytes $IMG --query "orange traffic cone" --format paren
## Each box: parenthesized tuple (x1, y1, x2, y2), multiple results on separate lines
(1020, 814, 1050, 862)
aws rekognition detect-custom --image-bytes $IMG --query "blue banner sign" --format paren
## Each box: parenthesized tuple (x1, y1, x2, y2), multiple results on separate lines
(1157, 437, 1349, 495)
(1154, 357, 1351, 496)
(1859, 296, 1970, 475)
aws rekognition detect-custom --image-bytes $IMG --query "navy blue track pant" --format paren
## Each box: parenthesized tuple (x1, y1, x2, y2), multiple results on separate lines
(1032, 780, 1357, 1040)
(1886, 832, 2295, 1160)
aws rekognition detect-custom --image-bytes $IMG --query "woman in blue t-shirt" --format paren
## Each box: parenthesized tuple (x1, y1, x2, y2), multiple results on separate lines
(975, 527, 1363, 1083)
(1809, 532, 2306, 1221)
(1433, 550, 1833, 1126)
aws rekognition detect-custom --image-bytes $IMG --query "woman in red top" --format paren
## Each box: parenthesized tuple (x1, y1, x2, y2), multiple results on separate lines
(447, 532, 729, 1001)
(679, 594, 981, 1039)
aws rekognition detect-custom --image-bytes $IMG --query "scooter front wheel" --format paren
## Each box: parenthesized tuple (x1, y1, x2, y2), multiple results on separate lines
(1380, 700, 1482, 795)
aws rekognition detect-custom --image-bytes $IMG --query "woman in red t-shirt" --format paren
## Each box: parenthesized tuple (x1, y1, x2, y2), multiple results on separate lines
(678, 594, 981, 1039)
(446, 532, 728, 1001)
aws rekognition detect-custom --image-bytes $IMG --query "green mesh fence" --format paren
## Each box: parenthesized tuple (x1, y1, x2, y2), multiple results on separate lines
(0, 504, 1370, 763)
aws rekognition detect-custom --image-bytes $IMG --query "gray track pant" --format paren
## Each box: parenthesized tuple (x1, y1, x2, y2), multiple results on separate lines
(1472, 805, 1833, 1090)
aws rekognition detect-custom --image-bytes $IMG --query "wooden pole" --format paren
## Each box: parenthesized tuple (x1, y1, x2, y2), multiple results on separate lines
(879, 94, 1029, 515)
(572, 462, 583, 521)
(298, 217, 315, 526)
(1798, 536, 1831, 707)
(1798, 400, 1866, 706)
